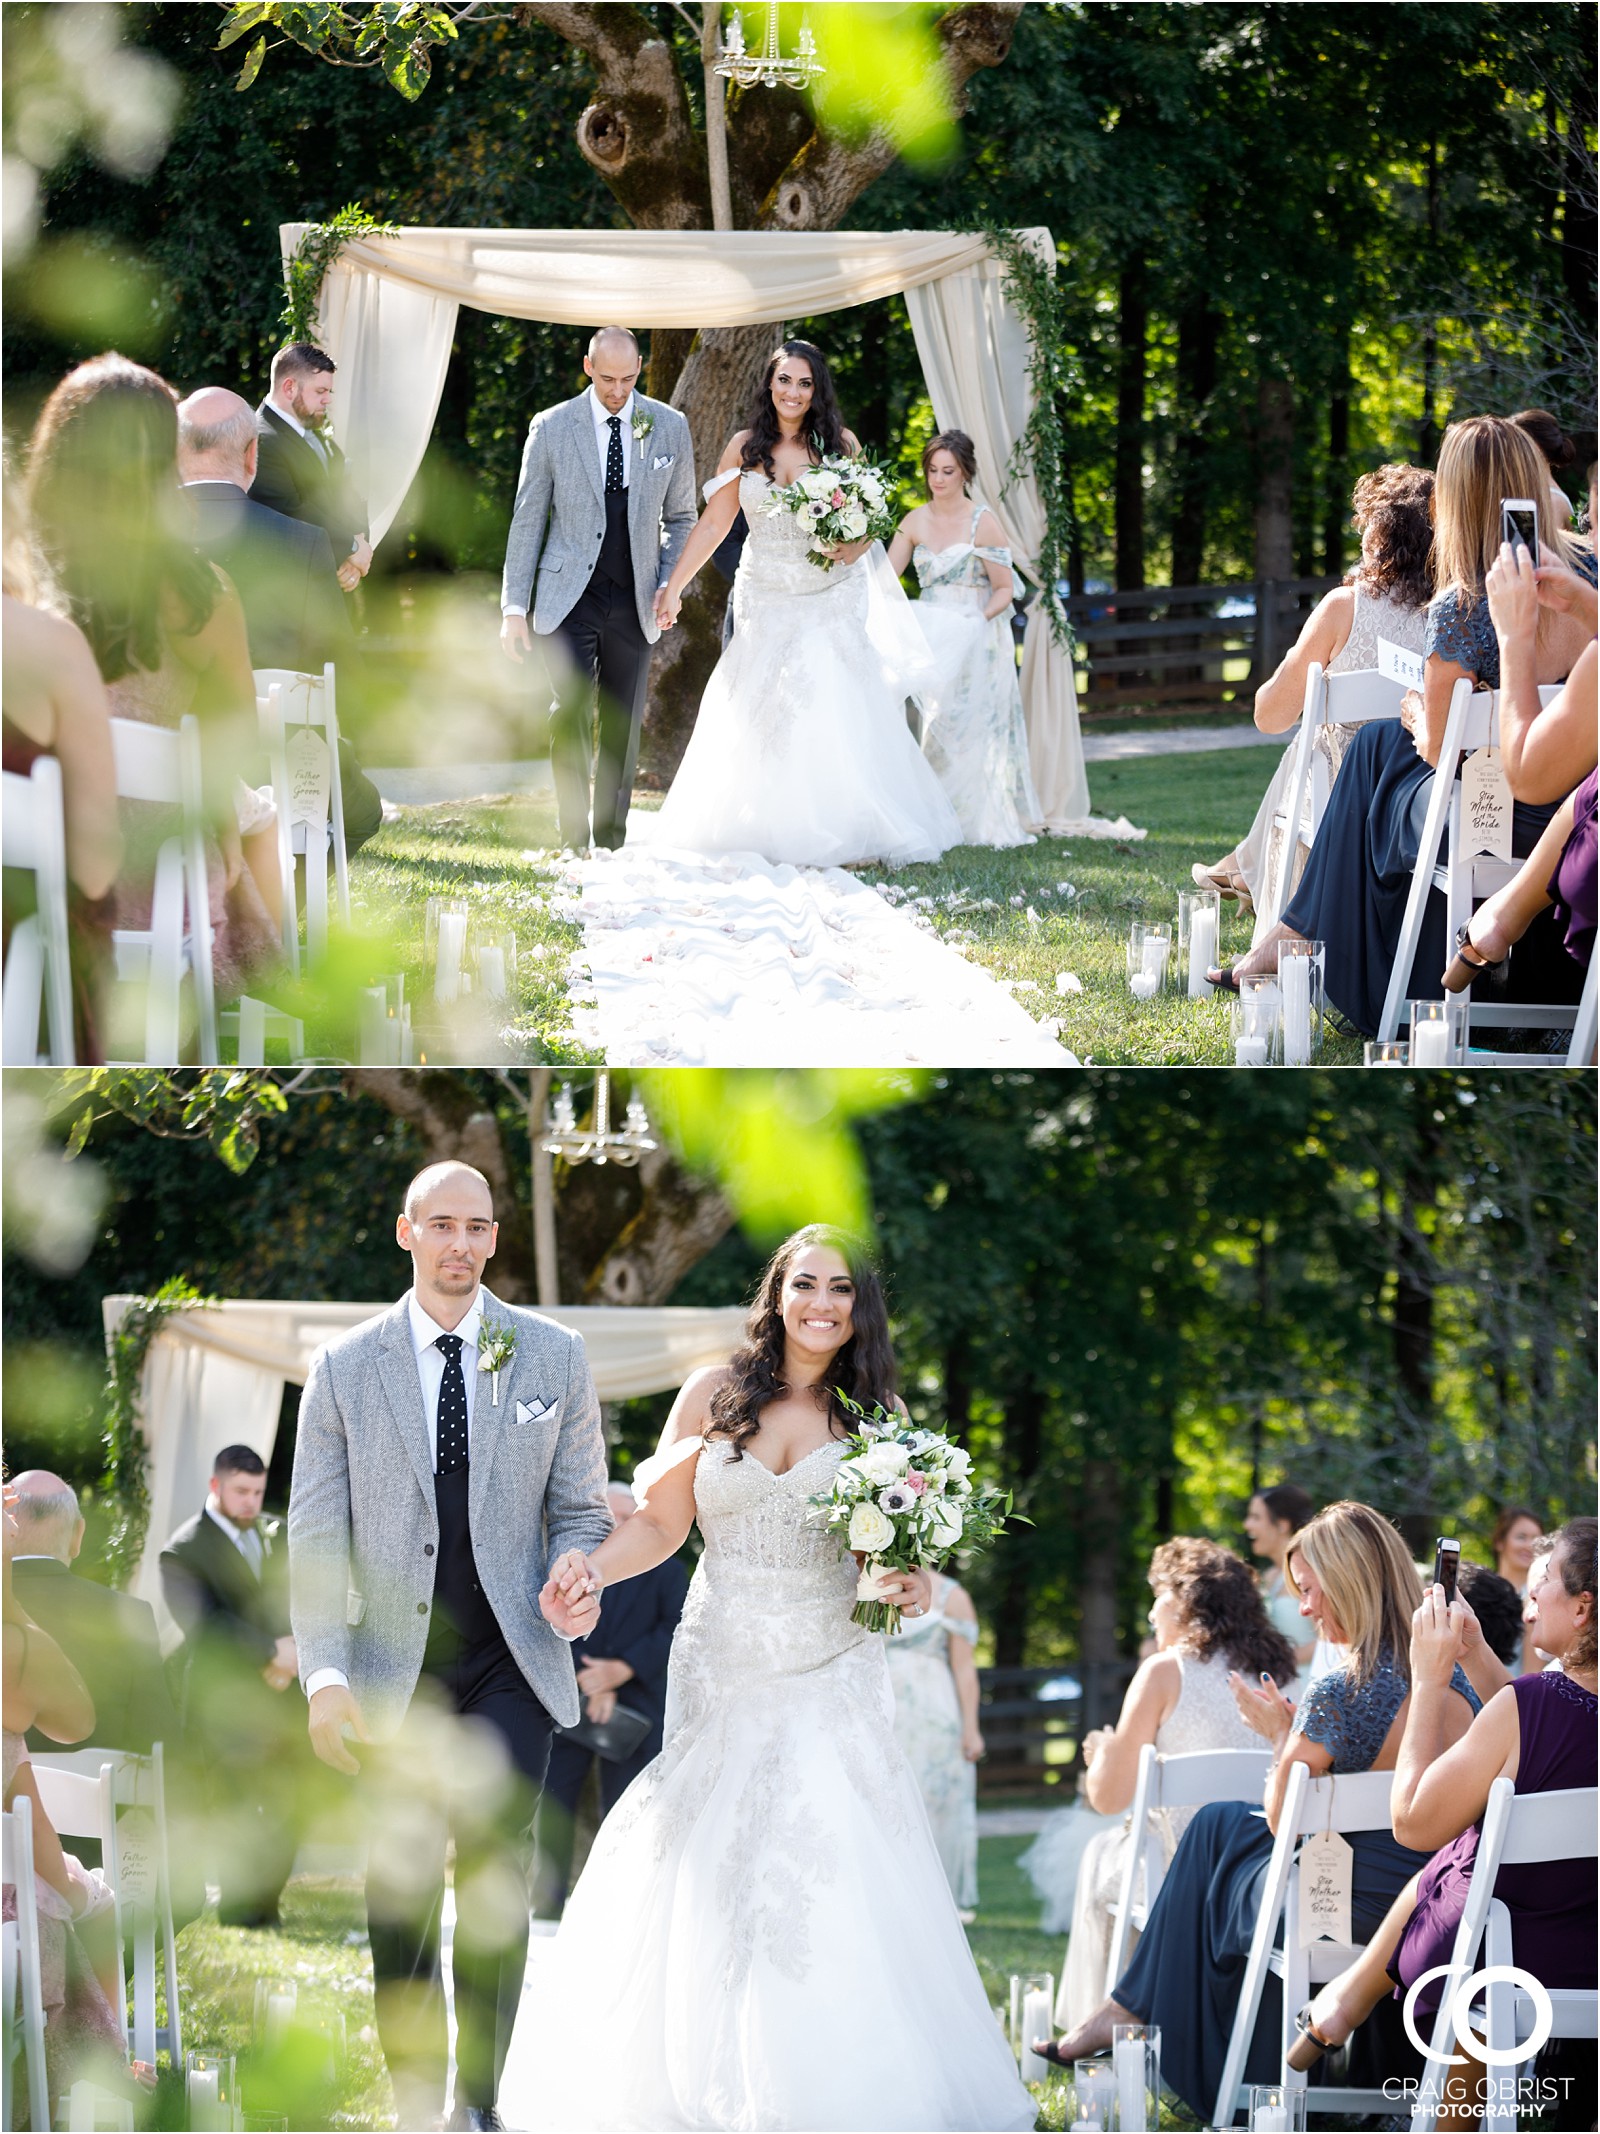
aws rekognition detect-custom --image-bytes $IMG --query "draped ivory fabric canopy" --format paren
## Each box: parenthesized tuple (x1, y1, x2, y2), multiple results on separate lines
(106, 1293, 747, 1640)
(283, 222, 1092, 827)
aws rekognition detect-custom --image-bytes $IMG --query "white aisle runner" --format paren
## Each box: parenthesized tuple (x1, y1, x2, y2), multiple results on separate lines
(564, 845, 1077, 1066)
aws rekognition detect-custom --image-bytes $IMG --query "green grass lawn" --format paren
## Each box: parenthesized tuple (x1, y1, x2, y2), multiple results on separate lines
(346, 744, 1362, 1067)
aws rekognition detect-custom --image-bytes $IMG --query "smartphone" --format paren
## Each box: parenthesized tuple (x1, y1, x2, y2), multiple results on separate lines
(1432, 1536, 1461, 1604)
(1501, 498, 1540, 568)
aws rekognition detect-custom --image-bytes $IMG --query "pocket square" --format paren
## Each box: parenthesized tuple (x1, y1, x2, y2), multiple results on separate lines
(652, 454, 674, 469)
(515, 1397, 558, 1426)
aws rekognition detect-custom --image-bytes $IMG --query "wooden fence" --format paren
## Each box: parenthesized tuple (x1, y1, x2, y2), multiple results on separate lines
(975, 1661, 1138, 1797)
(1066, 576, 1339, 716)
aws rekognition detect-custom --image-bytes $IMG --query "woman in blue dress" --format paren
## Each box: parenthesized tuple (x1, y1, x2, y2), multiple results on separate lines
(1034, 1501, 1482, 2124)
(1211, 418, 1595, 1033)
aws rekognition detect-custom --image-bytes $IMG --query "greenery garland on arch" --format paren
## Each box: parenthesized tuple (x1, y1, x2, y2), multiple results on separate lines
(280, 201, 397, 342)
(100, 1276, 216, 1588)
(977, 223, 1081, 652)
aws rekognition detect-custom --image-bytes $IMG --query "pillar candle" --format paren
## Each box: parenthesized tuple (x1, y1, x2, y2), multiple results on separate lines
(1188, 904, 1218, 996)
(477, 945, 507, 999)
(1412, 1016, 1451, 1066)
(1114, 2039, 1148, 2132)
(435, 912, 467, 1003)
(1281, 953, 1312, 1066)
(1020, 1988, 1053, 2083)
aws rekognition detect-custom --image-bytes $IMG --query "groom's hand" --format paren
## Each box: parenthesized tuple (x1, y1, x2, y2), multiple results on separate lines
(541, 1550, 602, 1637)
(307, 1684, 372, 1775)
(654, 586, 681, 632)
(500, 612, 531, 663)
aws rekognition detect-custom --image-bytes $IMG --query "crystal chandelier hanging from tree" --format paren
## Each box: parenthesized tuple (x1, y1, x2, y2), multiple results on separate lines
(714, 4, 824, 92)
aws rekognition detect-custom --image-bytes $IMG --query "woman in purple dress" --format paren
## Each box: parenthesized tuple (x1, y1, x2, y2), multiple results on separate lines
(1284, 1517, 1596, 2079)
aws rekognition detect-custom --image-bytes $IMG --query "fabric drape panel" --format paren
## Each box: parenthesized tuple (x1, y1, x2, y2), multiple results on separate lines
(106, 1293, 747, 1633)
(903, 255, 1091, 830)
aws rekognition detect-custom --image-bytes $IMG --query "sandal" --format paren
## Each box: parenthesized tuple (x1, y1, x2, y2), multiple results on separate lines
(1032, 2039, 1074, 2069)
(1191, 861, 1256, 915)
(1208, 965, 1242, 993)
(1442, 920, 1510, 994)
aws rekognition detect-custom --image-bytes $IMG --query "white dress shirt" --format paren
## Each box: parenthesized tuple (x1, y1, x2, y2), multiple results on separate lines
(591, 386, 634, 492)
(206, 1494, 265, 1576)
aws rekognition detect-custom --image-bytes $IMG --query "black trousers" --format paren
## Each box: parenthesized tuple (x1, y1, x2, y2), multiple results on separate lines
(365, 1636, 553, 2115)
(549, 576, 652, 850)
(530, 1722, 660, 1918)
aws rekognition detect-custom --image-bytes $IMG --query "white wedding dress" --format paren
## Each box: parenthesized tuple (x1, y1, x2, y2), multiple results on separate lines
(500, 1437, 1035, 2132)
(644, 472, 965, 868)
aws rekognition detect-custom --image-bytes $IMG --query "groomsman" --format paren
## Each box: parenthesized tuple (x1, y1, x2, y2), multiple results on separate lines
(289, 1161, 610, 2132)
(253, 343, 373, 595)
(499, 327, 696, 852)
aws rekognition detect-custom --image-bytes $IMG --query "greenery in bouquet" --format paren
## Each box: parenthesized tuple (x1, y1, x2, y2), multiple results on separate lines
(807, 1397, 1014, 1634)
(764, 456, 898, 569)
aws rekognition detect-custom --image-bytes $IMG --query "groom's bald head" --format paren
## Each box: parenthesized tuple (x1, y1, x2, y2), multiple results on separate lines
(584, 327, 642, 413)
(403, 1161, 493, 1224)
(587, 326, 640, 364)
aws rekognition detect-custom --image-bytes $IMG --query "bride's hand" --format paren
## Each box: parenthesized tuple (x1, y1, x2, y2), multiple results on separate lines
(885, 1566, 933, 1617)
(654, 585, 682, 631)
(541, 1550, 602, 1636)
(821, 538, 871, 566)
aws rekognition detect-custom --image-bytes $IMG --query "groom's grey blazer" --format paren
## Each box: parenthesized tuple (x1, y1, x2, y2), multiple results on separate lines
(288, 1287, 612, 1740)
(500, 391, 696, 645)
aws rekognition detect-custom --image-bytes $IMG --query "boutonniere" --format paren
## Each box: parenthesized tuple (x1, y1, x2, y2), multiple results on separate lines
(631, 409, 654, 456)
(477, 1323, 516, 1407)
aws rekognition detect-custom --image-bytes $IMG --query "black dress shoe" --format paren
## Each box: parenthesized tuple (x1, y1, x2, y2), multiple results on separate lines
(447, 2106, 507, 2132)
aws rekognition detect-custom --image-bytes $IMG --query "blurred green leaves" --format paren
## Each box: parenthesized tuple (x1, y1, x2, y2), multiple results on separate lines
(3, 1070, 108, 1273)
(801, 3, 959, 165)
(639, 1069, 924, 1243)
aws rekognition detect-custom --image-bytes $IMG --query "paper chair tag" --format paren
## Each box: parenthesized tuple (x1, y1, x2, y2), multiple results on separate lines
(1460, 747, 1515, 861)
(1298, 1829, 1354, 1945)
(1377, 636, 1424, 690)
(287, 725, 332, 829)
(115, 1808, 159, 1905)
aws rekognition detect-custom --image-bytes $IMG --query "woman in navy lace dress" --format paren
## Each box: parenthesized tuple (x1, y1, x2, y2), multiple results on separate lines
(1213, 418, 1596, 1034)
(1035, 1502, 1482, 2124)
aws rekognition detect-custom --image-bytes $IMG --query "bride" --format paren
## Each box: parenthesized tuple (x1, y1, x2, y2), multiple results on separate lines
(645, 342, 964, 869)
(502, 1226, 1035, 2134)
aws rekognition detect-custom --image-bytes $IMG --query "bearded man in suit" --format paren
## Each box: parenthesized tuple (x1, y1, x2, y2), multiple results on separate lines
(499, 326, 696, 852)
(253, 343, 373, 593)
(289, 1161, 610, 2132)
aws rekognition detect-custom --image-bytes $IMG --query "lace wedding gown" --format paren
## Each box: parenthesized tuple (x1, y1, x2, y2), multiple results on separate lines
(645, 473, 964, 869)
(500, 1438, 1035, 2132)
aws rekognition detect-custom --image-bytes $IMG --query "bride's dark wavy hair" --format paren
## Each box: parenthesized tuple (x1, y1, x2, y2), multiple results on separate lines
(739, 341, 848, 477)
(707, 1224, 897, 1457)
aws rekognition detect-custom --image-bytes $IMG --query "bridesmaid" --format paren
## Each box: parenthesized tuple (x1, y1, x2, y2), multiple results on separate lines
(888, 431, 1043, 849)
(883, 1569, 984, 1917)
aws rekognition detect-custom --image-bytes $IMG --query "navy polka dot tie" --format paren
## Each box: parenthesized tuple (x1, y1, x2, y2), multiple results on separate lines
(605, 415, 624, 494)
(435, 1333, 468, 1476)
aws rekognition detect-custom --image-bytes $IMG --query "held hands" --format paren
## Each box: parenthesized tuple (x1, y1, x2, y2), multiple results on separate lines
(541, 1549, 602, 1637)
(1228, 1668, 1296, 1748)
(307, 1683, 371, 1775)
(500, 612, 531, 664)
(654, 585, 682, 632)
(1410, 1582, 1468, 1689)
(261, 1633, 298, 1692)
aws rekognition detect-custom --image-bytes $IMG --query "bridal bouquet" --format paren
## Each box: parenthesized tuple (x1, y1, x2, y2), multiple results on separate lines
(807, 1399, 1014, 1634)
(764, 455, 897, 568)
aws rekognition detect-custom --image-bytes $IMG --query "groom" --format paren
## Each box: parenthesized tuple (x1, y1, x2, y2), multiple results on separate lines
(499, 326, 696, 851)
(289, 1161, 610, 2131)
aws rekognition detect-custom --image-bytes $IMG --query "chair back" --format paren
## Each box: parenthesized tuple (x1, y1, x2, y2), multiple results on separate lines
(2, 754, 76, 1064)
(1104, 1744, 1271, 1993)
(107, 715, 217, 1064)
(28, 1759, 128, 2041)
(1321, 667, 1410, 724)
(255, 683, 299, 976)
(1259, 665, 1407, 931)
(252, 663, 350, 958)
(2, 1792, 51, 2134)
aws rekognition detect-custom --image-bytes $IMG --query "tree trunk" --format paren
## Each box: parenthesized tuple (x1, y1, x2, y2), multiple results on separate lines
(989, 1370, 1043, 1671)
(1420, 137, 1441, 465)
(1390, 1124, 1439, 1552)
(1077, 1456, 1122, 1733)
(582, 1146, 734, 1304)
(1114, 258, 1147, 593)
(1253, 371, 1295, 582)
(1323, 344, 1351, 578)
(1171, 294, 1218, 589)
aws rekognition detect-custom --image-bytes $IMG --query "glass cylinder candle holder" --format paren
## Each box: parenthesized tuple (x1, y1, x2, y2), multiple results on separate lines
(433, 900, 470, 1004)
(1248, 2082, 1308, 2131)
(252, 1976, 298, 2048)
(1073, 2058, 1118, 2129)
(1276, 938, 1326, 1066)
(1127, 922, 1170, 1001)
(1233, 973, 1280, 1067)
(1364, 1040, 1411, 1067)
(184, 2049, 235, 2132)
(1109, 2023, 1160, 2132)
(1178, 888, 1222, 999)
(1009, 1972, 1055, 2080)
(473, 927, 517, 1003)
(1407, 998, 1457, 1068)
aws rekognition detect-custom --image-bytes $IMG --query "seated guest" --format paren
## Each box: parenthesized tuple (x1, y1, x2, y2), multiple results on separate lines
(532, 1481, 687, 1920)
(1243, 1481, 1319, 1682)
(1510, 407, 1579, 532)
(1280, 1518, 1595, 2119)
(176, 386, 381, 856)
(1193, 465, 1434, 928)
(160, 1445, 300, 1927)
(1442, 522, 1597, 1006)
(1455, 1562, 1527, 1673)
(10, 1472, 180, 1758)
(1026, 1538, 1295, 2033)
(1214, 417, 1596, 1031)
(1035, 1501, 1482, 2123)
(2, 476, 121, 1061)
(26, 354, 284, 991)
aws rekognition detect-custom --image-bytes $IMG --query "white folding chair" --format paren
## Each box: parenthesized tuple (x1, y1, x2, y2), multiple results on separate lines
(1258, 665, 1408, 931)
(1213, 1761, 1400, 2128)
(32, 1745, 184, 2069)
(255, 683, 298, 977)
(1103, 1744, 1273, 1994)
(1564, 950, 1597, 1066)
(252, 664, 349, 962)
(2, 1791, 50, 2134)
(1408, 1779, 1598, 2134)
(28, 1760, 129, 2049)
(108, 714, 218, 1065)
(1380, 681, 1574, 1048)
(2, 752, 76, 1065)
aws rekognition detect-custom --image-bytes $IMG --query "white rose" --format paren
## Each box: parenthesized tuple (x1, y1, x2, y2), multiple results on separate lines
(857, 1444, 909, 1485)
(945, 1446, 973, 1479)
(840, 507, 868, 538)
(848, 1502, 896, 1553)
(925, 1500, 963, 1549)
